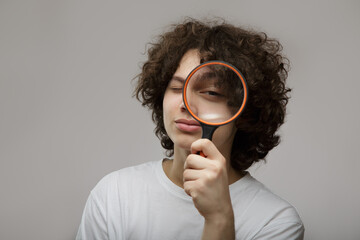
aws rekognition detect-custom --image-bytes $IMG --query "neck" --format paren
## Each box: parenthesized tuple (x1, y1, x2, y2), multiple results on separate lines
(163, 147, 189, 188)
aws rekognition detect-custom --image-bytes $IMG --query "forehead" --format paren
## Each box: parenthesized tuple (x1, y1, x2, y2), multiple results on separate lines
(173, 49, 201, 79)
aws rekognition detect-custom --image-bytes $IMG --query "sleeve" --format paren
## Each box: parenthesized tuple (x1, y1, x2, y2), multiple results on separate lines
(252, 220, 305, 240)
(75, 192, 108, 240)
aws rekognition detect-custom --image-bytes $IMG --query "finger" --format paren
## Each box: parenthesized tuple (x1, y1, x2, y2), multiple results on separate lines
(190, 138, 222, 159)
(183, 169, 203, 181)
(184, 154, 209, 170)
(183, 180, 197, 198)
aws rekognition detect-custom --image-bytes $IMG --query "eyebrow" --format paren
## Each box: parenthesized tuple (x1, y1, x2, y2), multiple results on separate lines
(170, 76, 185, 83)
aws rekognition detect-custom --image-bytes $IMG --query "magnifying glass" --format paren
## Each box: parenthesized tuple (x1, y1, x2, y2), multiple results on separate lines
(182, 61, 248, 155)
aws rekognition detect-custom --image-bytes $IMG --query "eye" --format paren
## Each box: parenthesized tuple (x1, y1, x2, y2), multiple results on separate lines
(167, 77, 185, 92)
(200, 90, 224, 98)
(205, 91, 222, 96)
(170, 87, 182, 92)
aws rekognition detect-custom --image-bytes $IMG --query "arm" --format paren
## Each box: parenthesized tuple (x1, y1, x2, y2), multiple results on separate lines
(76, 192, 108, 240)
(183, 139, 236, 240)
(201, 213, 235, 240)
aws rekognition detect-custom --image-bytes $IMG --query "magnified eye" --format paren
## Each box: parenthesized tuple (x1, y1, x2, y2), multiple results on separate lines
(183, 61, 248, 126)
(203, 91, 224, 97)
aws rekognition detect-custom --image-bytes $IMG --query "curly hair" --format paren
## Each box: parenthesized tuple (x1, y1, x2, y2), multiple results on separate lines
(134, 18, 290, 171)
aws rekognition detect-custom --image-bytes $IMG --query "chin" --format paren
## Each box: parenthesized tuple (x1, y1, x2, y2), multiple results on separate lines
(172, 135, 200, 152)
(176, 143, 192, 152)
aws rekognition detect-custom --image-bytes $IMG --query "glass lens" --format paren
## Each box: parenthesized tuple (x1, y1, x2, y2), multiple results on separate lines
(184, 63, 245, 124)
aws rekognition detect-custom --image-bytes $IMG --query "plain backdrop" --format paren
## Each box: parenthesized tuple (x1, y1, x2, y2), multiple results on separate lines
(1, 0, 359, 239)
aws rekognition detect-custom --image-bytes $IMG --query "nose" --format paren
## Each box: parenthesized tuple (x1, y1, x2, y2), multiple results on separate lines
(180, 100, 187, 112)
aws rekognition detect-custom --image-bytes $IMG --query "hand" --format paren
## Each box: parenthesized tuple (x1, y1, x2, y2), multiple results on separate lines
(183, 138, 234, 222)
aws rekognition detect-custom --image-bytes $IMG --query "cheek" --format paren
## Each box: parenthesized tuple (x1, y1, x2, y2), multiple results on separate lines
(163, 92, 171, 116)
(162, 91, 176, 129)
(163, 90, 182, 115)
(162, 97, 170, 129)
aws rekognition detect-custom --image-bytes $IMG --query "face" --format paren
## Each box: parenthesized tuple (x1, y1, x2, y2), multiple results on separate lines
(163, 49, 237, 153)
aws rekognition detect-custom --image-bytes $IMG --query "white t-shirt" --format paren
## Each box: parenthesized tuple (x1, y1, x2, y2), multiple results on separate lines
(76, 160, 304, 240)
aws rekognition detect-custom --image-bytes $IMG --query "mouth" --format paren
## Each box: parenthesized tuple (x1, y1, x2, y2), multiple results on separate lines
(175, 119, 201, 132)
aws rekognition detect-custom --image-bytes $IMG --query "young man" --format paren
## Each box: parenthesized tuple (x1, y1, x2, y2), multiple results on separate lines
(76, 19, 304, 240)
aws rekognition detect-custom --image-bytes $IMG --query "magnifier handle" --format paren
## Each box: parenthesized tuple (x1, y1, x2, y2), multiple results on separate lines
(201, 125, 217, 141)
(197, 125, 218, 157)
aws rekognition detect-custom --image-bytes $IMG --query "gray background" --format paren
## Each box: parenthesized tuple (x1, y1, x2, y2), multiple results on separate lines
(1, 0, 359, 239)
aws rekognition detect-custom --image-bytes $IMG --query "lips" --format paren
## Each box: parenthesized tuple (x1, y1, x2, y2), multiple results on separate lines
(175, 119, 201, 132)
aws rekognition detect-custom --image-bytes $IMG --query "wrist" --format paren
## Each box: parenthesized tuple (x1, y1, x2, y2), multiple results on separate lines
(202, 212, 235, 240)
(204, 209, 234, 228)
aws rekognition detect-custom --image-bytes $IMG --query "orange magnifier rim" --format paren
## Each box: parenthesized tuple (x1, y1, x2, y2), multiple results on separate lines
(183, 61, 248, 126)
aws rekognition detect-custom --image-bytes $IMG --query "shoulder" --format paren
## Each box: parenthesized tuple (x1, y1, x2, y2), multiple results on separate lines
(231, 173, 304, 239)
(76, 161, 161, 239)
(90, 160, 160, 200)
(250, 175, 301, 220)
(232, 173, 301, 217)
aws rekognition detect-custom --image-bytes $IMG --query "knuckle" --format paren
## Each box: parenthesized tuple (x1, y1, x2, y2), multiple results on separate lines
(183, 182, 191, 191)
(210, 163, 222, 176)
(191, 140, 199, 149)
(184, 156, 194, 169)
(216, 157, 226, 169)
(186, 157, 193, 166)
(211, 161, 220, 171)
(205, 171, 214, 181)
(183, 169, 190, 178)
(203, 139, 212, 147)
